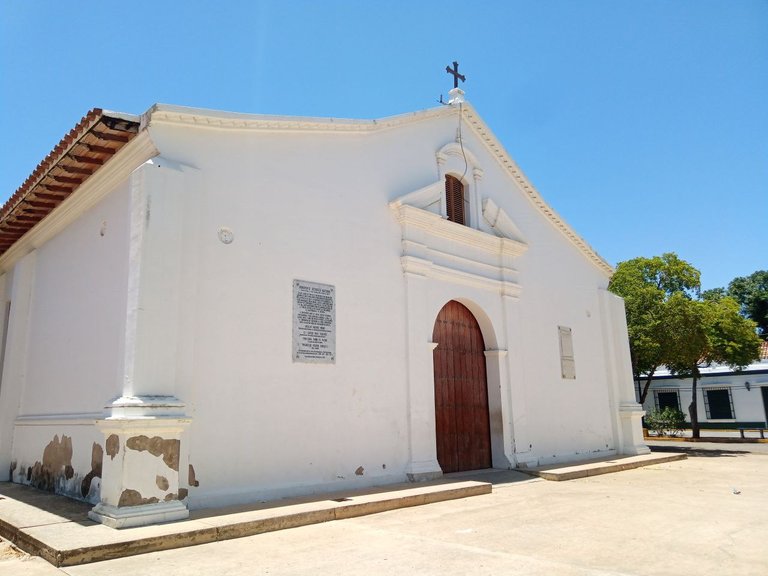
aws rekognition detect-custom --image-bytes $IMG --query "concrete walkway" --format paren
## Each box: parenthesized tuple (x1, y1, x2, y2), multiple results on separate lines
(0, 451, 682, 568)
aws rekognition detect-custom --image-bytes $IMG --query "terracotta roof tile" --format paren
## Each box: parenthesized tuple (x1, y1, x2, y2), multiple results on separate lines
(0, 109, 140, 257)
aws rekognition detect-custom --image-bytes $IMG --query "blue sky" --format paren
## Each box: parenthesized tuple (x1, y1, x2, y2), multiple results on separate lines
(1, 0, 765, 290)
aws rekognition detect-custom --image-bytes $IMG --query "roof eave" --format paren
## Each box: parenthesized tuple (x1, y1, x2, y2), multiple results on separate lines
(0, 110, 141, 256)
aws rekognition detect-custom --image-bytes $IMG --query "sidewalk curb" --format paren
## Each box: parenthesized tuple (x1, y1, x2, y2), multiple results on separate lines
(516, 452, 687, 481)
(0, 481, 491, 567)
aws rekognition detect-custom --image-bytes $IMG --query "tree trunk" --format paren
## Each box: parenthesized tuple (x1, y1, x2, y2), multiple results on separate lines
(639, 369, 657, 405)
(689, 371, 700, 439)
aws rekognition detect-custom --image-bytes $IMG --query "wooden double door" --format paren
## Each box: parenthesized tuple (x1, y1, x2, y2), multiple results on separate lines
(432, 301, 492, 473)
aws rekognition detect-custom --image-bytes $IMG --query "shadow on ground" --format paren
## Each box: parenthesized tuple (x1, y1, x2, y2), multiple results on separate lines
(650, 445, 750, 458)
(443, 469, 536, 486)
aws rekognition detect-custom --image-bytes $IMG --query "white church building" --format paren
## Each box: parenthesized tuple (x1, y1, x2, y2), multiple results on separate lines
(0, 92, 647, 527)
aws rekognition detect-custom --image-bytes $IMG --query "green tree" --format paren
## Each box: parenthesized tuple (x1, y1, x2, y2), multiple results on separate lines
(608, 253, 700, 404)
(727, 271, 768, 337)
(666, 296, 761, 438)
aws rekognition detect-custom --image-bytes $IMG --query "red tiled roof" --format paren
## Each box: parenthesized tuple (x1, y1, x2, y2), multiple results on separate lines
(0, 109, 140, 256)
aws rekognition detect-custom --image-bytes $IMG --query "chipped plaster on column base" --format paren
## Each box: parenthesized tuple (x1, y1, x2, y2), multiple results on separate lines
(91, 396, 191, 528)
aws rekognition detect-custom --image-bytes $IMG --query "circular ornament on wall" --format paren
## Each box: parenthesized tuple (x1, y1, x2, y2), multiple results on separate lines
(218, 227, 234, 244)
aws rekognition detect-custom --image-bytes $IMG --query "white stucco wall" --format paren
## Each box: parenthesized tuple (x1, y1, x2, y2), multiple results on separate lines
(1, 105, 641, 512)
(2, 178, 132, 498)
(21, 179, 131, 415)
(140, 108, 624, 507)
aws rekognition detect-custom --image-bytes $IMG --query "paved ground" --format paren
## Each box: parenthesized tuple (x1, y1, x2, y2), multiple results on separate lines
(2, 445, 766, 575)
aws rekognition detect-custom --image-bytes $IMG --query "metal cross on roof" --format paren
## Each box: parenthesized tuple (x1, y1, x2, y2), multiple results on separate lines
(446, 61, 466, 89)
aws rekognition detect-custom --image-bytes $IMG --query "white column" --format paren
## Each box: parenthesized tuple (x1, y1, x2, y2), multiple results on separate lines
(92, 159, 193, 527)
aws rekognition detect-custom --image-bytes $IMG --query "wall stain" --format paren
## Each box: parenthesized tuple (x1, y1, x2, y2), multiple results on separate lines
(163, 493, 178, 502)
(27, 435, 74, 492)
(355, 466, 364, 476)
(156, 475, 169, 491)
(118, 489, 159, 507)
(105, 434, 120, 460)
(125, 435, 180, 471)
(178, 488, 188, 500)
(80, 443, 103, 498)
(188, 464, 200, 487)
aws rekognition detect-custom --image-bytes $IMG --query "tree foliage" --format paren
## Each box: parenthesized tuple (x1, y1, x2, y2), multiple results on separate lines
(666, 296, 761, 437)
(610, 253, 762, 439)
(608, 253, 701, 404)
(727, 271, 768, 337)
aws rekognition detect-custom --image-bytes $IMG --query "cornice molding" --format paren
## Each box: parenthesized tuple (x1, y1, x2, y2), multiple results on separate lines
(459, 105, 613, 276)
(0, 132, 158, 272)
(389, 180, 443, 210)
(438, 141, 480, 168)
(15, 413, 102, 426)
(147, 104, 456, 134)
(391, 204, 528, 259)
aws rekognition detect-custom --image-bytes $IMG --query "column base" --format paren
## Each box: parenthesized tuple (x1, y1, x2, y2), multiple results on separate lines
(89, 500, 189, 529)
(405, 459, 442, 482)
(619, 402, 650, 455)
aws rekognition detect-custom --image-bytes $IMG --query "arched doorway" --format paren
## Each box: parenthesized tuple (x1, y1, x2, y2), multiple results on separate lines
(432, 300, 492, 473)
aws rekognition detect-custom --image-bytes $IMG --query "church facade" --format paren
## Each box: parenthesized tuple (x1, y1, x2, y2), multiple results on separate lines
(0, 95, 647, 527)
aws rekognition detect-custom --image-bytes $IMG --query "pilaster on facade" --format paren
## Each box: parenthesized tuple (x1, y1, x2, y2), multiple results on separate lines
(598, 289, 650, 456)
(91, 158, 196, 527)
(402, 270, 442, 482)
(0, 251, 36, 479)
(484, 349, 514, 468)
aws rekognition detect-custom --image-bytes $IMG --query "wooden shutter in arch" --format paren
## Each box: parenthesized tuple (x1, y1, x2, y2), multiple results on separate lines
(445, 174, 465, 225)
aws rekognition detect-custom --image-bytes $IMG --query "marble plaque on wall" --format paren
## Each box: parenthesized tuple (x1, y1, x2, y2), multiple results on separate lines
(293, 279, 336, 364)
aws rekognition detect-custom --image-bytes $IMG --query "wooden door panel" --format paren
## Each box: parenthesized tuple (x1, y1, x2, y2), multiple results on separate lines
(433, 301, 491, 473)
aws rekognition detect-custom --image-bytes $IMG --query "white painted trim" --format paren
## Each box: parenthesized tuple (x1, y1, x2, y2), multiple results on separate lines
(0, 132, 159, 273)
(391, 204, 527, 259)
(425, 246, 518, 279)
(89, 500, 189, 529)
(389, 180, 443, 210)
(96, 417, 191, 437)
(146, 103, 456, 133)
(15, 413, 101, 426)
(484, 349, 509, 358)
(482, 198, 527, 244)
(401, 257, 521, 297)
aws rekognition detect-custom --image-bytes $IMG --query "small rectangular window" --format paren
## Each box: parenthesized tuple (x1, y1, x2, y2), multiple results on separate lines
(558, 326, 575, 379)
(445, 175, 466, 225)
(654, 390, 680, 412)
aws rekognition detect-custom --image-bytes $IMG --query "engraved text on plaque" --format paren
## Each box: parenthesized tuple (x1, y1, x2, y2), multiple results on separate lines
(293, 280, 336, 363)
